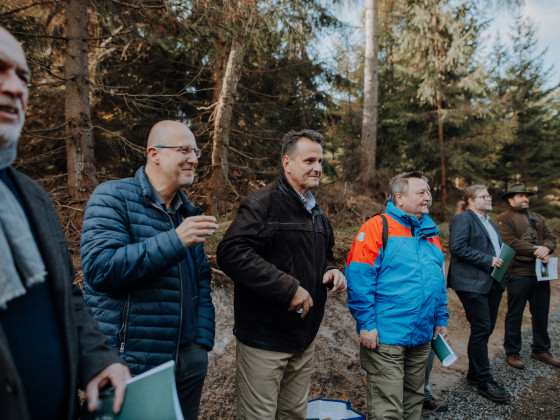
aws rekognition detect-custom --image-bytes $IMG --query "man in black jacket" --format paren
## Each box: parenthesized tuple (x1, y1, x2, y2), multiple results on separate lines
(0, 26, 129, 420)
(217, 129, 346, 419)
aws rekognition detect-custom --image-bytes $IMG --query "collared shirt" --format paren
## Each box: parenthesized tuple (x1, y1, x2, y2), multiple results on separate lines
(294, 189, 317, 213)
(474, 212, 501, 257)
(149, 183, 182, 214)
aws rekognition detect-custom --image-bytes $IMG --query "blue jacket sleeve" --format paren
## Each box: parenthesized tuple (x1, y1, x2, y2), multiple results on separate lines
(345, 218, 383, 333)
(435, 261, 449, 326)
(193, 245, 215, 350)
(81, 184, 187, 293)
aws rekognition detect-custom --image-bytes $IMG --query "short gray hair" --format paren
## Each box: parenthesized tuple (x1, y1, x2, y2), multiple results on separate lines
(281, 129, 323, 159)
(388, 171, 428, 203)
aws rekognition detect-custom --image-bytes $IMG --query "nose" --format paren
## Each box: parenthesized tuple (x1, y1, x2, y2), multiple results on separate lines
(186, 153, 198, 165)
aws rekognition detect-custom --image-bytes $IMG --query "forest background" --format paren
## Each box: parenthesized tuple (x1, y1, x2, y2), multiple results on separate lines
(3, 0, 560, 416)
(4, 0, 560, 227)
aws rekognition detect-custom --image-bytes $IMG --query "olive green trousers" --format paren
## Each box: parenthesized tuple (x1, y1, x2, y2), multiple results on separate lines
(360, 341, 432, 420)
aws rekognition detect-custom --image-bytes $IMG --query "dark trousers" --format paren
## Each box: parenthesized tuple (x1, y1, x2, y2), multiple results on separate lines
(175, 342, 209, 420)
(456, 282, 503, 384)
(504, 275, 551, 355)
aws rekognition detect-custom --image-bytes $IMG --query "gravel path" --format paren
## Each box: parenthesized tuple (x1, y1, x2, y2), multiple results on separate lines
(423, 309, 560, 419)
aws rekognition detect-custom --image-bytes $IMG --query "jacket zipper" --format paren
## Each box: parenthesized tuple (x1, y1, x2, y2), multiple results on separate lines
(163, 210, 184, 363)
(118, 295, 131, 353)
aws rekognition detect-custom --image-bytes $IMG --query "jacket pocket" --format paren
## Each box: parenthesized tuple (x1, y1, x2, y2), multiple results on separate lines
(375, 301, 397, 316)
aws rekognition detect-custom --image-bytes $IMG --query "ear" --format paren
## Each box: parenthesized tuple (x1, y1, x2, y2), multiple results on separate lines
(147, 147, 159, 164)
(394, 193, 403, 207)
(282, 155, 290, 173)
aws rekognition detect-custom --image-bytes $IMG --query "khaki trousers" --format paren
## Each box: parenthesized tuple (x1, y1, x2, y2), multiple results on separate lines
(360, 341, 432, 420)
(236, 339, 315, 420)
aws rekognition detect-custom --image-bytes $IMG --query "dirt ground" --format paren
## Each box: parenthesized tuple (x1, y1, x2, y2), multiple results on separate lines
(199, 247, 560, 419)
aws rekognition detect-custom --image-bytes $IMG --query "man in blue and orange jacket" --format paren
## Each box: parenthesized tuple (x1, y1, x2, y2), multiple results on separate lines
(346, 171, 449, 420)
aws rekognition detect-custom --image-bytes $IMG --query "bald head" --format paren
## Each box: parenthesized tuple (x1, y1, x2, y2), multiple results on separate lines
(147, 120, 195, 149)
(144, 120, 199, 202)
(0, 26, 30, 149)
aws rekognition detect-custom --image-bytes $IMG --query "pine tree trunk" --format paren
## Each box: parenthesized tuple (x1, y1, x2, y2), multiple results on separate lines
(433, 21, 448, 219)
(361, 0, 379, 184)
(437, 92, 448, 219)
(208, 38, 243, 214)
(65, 0, 98, 198)
(212, 37, 228, 104)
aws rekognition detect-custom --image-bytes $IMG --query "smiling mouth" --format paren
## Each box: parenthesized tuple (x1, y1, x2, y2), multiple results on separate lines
(0, 104, 21, 120)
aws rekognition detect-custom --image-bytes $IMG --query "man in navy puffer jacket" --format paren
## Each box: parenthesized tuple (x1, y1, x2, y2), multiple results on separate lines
(81, 120, 218, 420)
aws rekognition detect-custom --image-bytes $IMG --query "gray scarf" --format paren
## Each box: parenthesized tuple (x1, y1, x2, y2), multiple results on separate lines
(0, 141, 47, 308)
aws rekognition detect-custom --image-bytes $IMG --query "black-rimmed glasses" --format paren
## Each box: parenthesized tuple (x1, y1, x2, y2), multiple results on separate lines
(154, 145, 201, 158)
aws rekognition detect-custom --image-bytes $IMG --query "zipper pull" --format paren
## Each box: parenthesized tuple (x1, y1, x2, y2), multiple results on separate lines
(120, 342, 125, 353)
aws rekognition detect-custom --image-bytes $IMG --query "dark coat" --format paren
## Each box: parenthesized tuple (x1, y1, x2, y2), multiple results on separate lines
(0, 168, 122, 420)
(217, 173, 338, 353)
(81, 167, 214, 374)
(497, 207, 556, 277)
(448, 210, 504, 294)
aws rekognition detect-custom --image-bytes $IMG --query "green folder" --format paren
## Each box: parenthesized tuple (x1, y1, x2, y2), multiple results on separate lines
(491, 243, 516, 283)
(84, 360, 183, 420)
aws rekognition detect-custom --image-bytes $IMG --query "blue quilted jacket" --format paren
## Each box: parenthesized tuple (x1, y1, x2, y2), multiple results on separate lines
(81, 167, 215, 374)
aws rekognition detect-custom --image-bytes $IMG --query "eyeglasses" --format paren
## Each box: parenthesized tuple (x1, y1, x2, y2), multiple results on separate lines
(476, 195, 492, 201)
(154, 145, 201, 158)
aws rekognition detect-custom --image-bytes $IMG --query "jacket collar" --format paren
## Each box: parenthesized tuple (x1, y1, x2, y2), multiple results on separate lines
(386, 201, 439, 238)
(466, 210, 502, 246)
(276, 172, 319, 214)
(508, 205, 529, 215)
(135, 166, 201, 217)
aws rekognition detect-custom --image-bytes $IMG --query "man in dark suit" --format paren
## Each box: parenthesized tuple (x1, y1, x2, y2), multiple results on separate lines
(448, 185, 511, 403)
(0, 26, 130, 419)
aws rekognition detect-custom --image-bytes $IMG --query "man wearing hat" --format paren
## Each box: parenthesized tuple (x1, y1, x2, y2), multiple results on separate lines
(497, 183, 559, 369)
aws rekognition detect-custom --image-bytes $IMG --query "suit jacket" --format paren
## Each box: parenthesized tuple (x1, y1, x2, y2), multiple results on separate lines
(448, 210, 504, 294)
(0, 168, 123, 420)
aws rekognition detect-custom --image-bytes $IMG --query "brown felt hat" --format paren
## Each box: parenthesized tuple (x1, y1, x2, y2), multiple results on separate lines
(501, 183, 536, 201)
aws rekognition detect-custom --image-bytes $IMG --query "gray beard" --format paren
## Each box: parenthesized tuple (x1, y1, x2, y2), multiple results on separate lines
(0, 120, 23, 149)
(0, 124, 22, 169)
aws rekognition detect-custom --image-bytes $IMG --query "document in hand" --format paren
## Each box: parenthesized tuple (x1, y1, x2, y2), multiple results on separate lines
(432, 333, 458, 367)
(491, 243, 516, 283)
(85, 360, 184, 420)
(536, 257, 558, 281)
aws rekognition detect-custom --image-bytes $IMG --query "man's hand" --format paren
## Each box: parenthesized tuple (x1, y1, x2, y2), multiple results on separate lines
(491, 257, 504, 268)
(86, 363, 131, 414)
(175, 215, 218, 248)
(322, 269, 347, 292)
(288, 286, 313, 318)
(533, 245, 550, 260)
(360, 329, 379, 350)
(433, 325, 448, 340)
